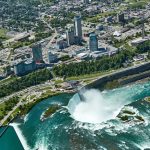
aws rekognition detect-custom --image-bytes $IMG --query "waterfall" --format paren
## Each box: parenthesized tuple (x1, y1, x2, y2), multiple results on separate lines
(67, 89, 130, 124)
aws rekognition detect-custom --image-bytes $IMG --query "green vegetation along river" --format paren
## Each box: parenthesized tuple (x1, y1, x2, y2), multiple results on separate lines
(0, 81, 150, 150)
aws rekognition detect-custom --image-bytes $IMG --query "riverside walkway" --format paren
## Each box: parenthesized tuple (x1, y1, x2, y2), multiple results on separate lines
(0, 116, 17, 137)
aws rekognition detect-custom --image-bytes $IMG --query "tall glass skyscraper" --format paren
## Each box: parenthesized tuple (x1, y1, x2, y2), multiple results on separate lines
(32, 43, 43, 63)
(89, 33, 98, 51)
(74, 16, 82, 40)
(66, 26, 75, 46)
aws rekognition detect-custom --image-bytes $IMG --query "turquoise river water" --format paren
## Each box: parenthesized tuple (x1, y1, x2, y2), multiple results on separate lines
(0, 81, 150, 150)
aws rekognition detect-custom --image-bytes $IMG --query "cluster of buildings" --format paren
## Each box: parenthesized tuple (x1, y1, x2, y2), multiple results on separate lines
(0, 0, 150, 79)
(61, 15, 118, 59)
(51, 13, 120, 62)
(57, 15, 100, 52)
(12, 42, 60, 76)
(12, 43, 42, 76)
(56, 15, 83, 49)
(55, 14, 102, 57)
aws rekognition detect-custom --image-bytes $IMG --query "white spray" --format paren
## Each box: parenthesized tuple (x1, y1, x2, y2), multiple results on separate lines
(34, 136, 48, 150)
(68, 89, 132, 124)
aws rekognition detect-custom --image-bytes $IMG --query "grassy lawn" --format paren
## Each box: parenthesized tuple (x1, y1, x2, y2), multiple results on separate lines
(0, 76, 17, 86)
(66, 70, 114, 81)
(55, 79, 64, 84)
(41, 90, 55, 97)
(125, 0, 149, 3)
(0, 102, 5, 116)
(11, 107, 20, 117)
(30, 95, 36, 100)
(40, 86, 52, 91)
(0, 28, 9, 40)
(86, 10, 117, 23)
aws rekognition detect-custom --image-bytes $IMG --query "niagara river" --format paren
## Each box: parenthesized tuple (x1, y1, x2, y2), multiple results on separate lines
(0, 81, 150, 150)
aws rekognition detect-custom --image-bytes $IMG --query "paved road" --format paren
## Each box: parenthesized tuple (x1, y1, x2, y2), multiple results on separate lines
(0, 100, 22, 125)
(43, 28, 57, 63)
(0, 83, 52, 104)
(0, 60, 150, 124)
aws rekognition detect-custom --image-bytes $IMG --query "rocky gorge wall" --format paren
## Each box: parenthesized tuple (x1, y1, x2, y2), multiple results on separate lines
(85, 62, 150, 89)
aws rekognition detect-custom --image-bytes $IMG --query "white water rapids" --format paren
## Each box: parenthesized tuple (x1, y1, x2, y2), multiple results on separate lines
(10, 123, 30, 150)
(68, 89, 132, 124)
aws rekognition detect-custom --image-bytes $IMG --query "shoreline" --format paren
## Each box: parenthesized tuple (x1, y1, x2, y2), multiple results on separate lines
(9, 75, 150, 124)
(17, 91, 72, 121)
(1, 61, 150, 126)
(0, 91, 72, 126)
(0, 76, 149, 149)
(18, 74, 150, 122)
(125, 77, 150, 86)
(83, 62, 150, 90)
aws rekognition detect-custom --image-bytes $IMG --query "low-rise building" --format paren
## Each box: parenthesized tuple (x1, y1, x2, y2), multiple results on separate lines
(56, 39, 68, 49)
(13, 58, 36, 76)
(76, 52, 89, 60)
(131, 37, 149, 46)
(48, 51, 58, 63)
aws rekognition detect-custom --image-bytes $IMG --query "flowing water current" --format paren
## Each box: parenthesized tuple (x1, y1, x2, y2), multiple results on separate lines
(0, 81, 150, 150)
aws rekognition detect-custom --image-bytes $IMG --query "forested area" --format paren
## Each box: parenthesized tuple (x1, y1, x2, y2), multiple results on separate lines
(0, 96, 19, 120)
(53, 49, 135, 77)
(53, 41, 150, 78)
(137, 41, 150, 53)
(0, 69, 52, 98)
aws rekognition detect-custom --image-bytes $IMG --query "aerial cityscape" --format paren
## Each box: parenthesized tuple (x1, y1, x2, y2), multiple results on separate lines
(0, 0, 150, 149)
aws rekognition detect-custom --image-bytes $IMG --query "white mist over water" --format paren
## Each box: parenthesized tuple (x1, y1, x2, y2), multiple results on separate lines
(68, 89, 132, 124)
(24, 114, 29, 123)
(34, 137, 48, 150)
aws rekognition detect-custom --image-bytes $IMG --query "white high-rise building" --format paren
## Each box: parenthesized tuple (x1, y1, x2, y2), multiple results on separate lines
(74, 15, 82, 40)
(66, 26, 75, 46)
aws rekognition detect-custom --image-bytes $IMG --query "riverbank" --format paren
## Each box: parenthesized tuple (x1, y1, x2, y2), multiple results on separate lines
(0, 91, 68, 126)
(1, 81, 150, 150)
(103, 72, 150, 90)
(83, 61, 150, 90)
(19, 92, 64, 116)
(1, 61, 150, 126)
